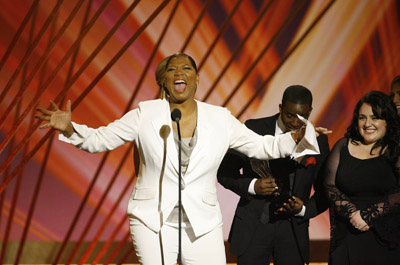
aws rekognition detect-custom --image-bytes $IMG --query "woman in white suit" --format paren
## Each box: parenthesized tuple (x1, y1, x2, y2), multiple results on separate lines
(36, 53, 318, 265)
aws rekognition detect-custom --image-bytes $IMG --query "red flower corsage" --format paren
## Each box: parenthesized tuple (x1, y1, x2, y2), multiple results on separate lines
(305, 157, 316, 167)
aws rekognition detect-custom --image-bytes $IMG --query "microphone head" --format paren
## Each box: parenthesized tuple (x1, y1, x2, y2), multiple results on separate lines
(159, 125, 171, 140)
(171, 108, 181, 122)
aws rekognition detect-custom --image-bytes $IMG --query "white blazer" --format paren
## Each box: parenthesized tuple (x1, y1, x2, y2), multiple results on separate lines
(59, 99, 297, 237)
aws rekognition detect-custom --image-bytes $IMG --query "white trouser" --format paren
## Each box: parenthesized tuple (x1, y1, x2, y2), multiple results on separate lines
(129, 217, 226, 265)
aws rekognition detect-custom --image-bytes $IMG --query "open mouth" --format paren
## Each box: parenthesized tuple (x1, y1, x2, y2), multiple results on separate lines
(174, 79, 187, 93)
(363, 128, 376, 134)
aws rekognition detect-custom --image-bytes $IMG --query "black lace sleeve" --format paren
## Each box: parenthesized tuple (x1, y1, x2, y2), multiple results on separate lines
(323, 138, 358, 219)
(360, 157, 400, 226)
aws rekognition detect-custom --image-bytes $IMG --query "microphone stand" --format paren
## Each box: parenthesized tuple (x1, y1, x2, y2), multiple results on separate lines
(158, 125, 170, 265)
(177, 120, 182, 265)
(171, 109, 182, 265)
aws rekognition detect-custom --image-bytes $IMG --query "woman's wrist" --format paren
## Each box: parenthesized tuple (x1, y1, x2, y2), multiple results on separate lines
(360, 209, 373, 226)
(62, 123, 74, 138)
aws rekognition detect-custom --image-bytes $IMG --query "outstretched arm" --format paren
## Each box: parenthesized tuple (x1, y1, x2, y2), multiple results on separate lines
(36, 99, 140, 153)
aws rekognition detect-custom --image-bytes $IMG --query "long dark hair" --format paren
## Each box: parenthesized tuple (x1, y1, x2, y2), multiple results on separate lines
(346, 91, 400, 162)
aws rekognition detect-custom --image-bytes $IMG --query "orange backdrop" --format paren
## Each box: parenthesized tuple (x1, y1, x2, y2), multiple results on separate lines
(0, 0, 399, 255)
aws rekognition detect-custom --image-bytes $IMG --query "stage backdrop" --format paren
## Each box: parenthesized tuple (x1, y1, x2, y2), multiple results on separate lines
(0, 0, 399, 262)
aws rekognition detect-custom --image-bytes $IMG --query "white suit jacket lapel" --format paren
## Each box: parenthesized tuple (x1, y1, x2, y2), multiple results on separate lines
(185, 101, 211, 175)
(151, 102, 180, 174)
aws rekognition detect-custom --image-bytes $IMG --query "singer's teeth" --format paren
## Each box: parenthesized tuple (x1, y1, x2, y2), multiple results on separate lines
(174, 79, 187, 93)
(174, 79, 186, 85)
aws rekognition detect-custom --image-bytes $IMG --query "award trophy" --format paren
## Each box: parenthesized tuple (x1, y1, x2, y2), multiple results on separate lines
(249, 158, 280, 196)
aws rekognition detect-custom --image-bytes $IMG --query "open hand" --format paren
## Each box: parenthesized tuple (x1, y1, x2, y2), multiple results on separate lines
(36, 100, 74, 137)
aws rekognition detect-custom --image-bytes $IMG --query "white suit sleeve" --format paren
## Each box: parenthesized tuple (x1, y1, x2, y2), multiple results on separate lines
(227, 111, 318, 160)
(58, 108, 140, 153)
(291, 115, 320, 161)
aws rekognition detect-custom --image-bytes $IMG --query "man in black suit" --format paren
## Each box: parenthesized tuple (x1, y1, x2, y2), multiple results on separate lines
(218, 85, 330, 265)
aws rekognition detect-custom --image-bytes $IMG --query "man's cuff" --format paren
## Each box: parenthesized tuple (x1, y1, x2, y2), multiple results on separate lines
(295, 205, 306, 217)
(248, 178, 257, 195)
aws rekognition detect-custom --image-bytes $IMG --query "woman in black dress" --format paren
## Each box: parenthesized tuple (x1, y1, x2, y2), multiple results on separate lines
(324, 91, 400, 265)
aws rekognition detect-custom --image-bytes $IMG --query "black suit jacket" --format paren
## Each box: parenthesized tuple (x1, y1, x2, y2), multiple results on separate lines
(217, 114, 330, 262)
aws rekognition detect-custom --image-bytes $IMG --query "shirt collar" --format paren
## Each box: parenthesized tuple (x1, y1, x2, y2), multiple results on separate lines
(275, 114, 287, 136)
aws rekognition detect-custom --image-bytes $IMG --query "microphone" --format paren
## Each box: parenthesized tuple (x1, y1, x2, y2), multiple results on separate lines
(159, 124, 170, 177)
(171, 108, 182, 140)
(159, 125, 171, 140)
(171, 108, 181, 122)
